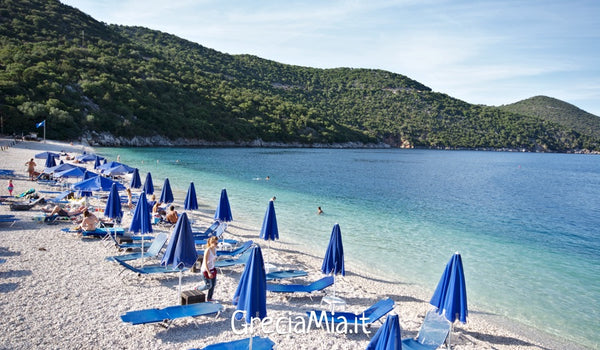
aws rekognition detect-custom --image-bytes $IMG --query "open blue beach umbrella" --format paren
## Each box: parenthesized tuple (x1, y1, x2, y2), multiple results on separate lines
(366, 314, 402, 350)
(44, 163, 75, 174)
(103, 164, 134, 176)
(45, 153, 56, 168)
(160, 178, 174, 204)
(83, 170, 98, 179)
(430, 252, 468, 324)
(321, 223, 345, 297)
(143, 172, 154, 195)
(104, 183, 123, 222)
(130, 168, 142, 189)
(129, 191, 153, 262)
(161, 213, 198, 300)
(72, 176, 126, 192)
(54, 166, 86, 179)
(233, 245, 267, 324)
(214, 188, 233, 222)
(35, 151, 59, 159)
(76, 153, 102, 162)
(93, 156, 101, 169)
(183, 182, 198, 210)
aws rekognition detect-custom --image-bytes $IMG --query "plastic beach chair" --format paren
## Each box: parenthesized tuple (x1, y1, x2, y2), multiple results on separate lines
(266, 276, 334, 296)
(307, 298, 395, 327)
(106, 232, 168, 262)
(198, 336, 275, 350)
(197, 240, 254, 258)
(401, 310, 451, 350)
(214, 249, 252, 270)
(265, 269, 308, 281)
(120, 302, 224, 328)
(193, 221, 226, 239)
(0, 217, 19, 227)
(115, 259, 184, 276)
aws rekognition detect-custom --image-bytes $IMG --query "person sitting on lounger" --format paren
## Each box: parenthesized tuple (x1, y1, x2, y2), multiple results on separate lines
(75, 209, 99, 231)
(165, 205, 178, 224)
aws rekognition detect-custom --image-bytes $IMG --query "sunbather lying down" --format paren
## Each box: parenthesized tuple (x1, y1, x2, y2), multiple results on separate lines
(42, 204, 86, 218)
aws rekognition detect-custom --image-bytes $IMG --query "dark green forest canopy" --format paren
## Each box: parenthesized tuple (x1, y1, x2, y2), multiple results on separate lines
(1, 0, 599, 151)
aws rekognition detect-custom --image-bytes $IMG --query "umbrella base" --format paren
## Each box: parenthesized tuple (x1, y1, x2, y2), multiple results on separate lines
(181, 290, 206, 305)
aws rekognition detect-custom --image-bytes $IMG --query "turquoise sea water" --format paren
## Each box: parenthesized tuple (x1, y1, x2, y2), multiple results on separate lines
(98, 147, 599, 349)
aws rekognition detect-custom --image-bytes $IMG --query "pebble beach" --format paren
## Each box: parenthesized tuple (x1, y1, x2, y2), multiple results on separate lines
(0, 138, 586, 350)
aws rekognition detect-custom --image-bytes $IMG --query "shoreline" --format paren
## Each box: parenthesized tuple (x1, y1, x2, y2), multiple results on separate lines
(0, 138, 591, 349)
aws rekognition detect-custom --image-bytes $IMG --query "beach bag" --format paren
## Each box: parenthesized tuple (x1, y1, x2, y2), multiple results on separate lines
(203, 268, 217, 280)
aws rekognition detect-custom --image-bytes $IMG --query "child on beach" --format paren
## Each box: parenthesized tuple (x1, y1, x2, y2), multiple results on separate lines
(7, 179, 13, 196)
(196, 236, 218, 301)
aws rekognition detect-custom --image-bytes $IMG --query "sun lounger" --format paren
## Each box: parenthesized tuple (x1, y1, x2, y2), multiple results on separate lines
(193, 221, 226, 239)
(214, 249, 252, 269)
(266, 269, 308, 281)
(10, 197, 44, 211)
(69, 227, 125, 238)
(197, 240, 254, 258)
(120, 302, 224, 328)
(0, 217, 19, 227)
(401, 310, 451, 350)
(307, 298, 395, 327)
(199, 336, 275, 350)
(267, 276, 334, 295)
(106, 233, 168, 262)
(115, 258, 184, 275)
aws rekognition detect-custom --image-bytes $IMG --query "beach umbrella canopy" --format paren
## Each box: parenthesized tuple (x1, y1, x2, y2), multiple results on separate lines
(44, 153, 57, 168)
(430, 252, 468, 324)
(130, 168, 142, 189)
(83, 170, 98, 179)
(104, 183, 123, 221)
(93, 156, 101, 169)
(71, 176, 126, 192)
(143, 172, 154, 195)
(76, 153, 103, 162)
(232, 245, 267, 324)
(43, 163, 76, 174)
(129, 191, 152, 235)
(54, 166, 86, 179)
(214, 188, 233, 222)
(366, 314, 402, 350)
(183, 182, 198, 210)
(159, 178, 174, 204)
(102, 164, 134, 176)
(321, 223, 345, 277)
(161, 213, 198, 300)
(259, 200, 279, 241)
(35, 151, 60, 159)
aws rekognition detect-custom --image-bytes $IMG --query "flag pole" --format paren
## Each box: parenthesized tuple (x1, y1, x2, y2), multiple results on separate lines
(43, 119, 46, 143)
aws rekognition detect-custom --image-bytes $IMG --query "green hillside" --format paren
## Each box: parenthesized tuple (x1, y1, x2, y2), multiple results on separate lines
(1, 0, 599, 152)
(500, 96, 600, 139)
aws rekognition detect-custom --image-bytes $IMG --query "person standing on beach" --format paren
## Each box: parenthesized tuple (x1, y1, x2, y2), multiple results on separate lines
(7, 179, 13, 196)
(196, 236, 218, 301)
(25, 158, 36, 180)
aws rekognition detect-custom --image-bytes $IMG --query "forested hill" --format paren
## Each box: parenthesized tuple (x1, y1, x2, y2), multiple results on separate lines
(500, 96, 600, 139)
(1, 0, 599, 152)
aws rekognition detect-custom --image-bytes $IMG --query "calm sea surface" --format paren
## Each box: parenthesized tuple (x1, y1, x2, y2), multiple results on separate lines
(98, 147, 599, 349)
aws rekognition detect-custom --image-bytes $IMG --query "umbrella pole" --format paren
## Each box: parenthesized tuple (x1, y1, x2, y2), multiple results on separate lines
(447, 322, 453, 349)
(178, 270, 183, 303)
(140, 236, 145, 267)
(333, 274, 336, 297)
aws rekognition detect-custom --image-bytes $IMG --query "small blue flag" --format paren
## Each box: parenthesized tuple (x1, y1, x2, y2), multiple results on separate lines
(36, 120, 45, 128)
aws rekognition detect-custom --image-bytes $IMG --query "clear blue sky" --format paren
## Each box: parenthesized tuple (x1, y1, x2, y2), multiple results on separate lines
(61, 0, 600, 116)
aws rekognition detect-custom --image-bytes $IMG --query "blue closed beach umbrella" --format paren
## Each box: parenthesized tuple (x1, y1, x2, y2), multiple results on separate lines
(104, 183, 123, 222)
(130, 168, 142, 189)
(161, 213, 198, 300)
(366, 314, 402, 350)
(321, 223, 345, 298)
(233, 245, 267, 324)
(184, 182, 198, 211)
(259, 200, 278, 265)
(143, 172, 154, 195)
(93, 156, 101, 169)
(214, 188, 233, 222)
(129, 191, 153, 262)
(160, 178, 174, 204)
(45, 153, 56, 168)
(430, 252, 467, 349)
